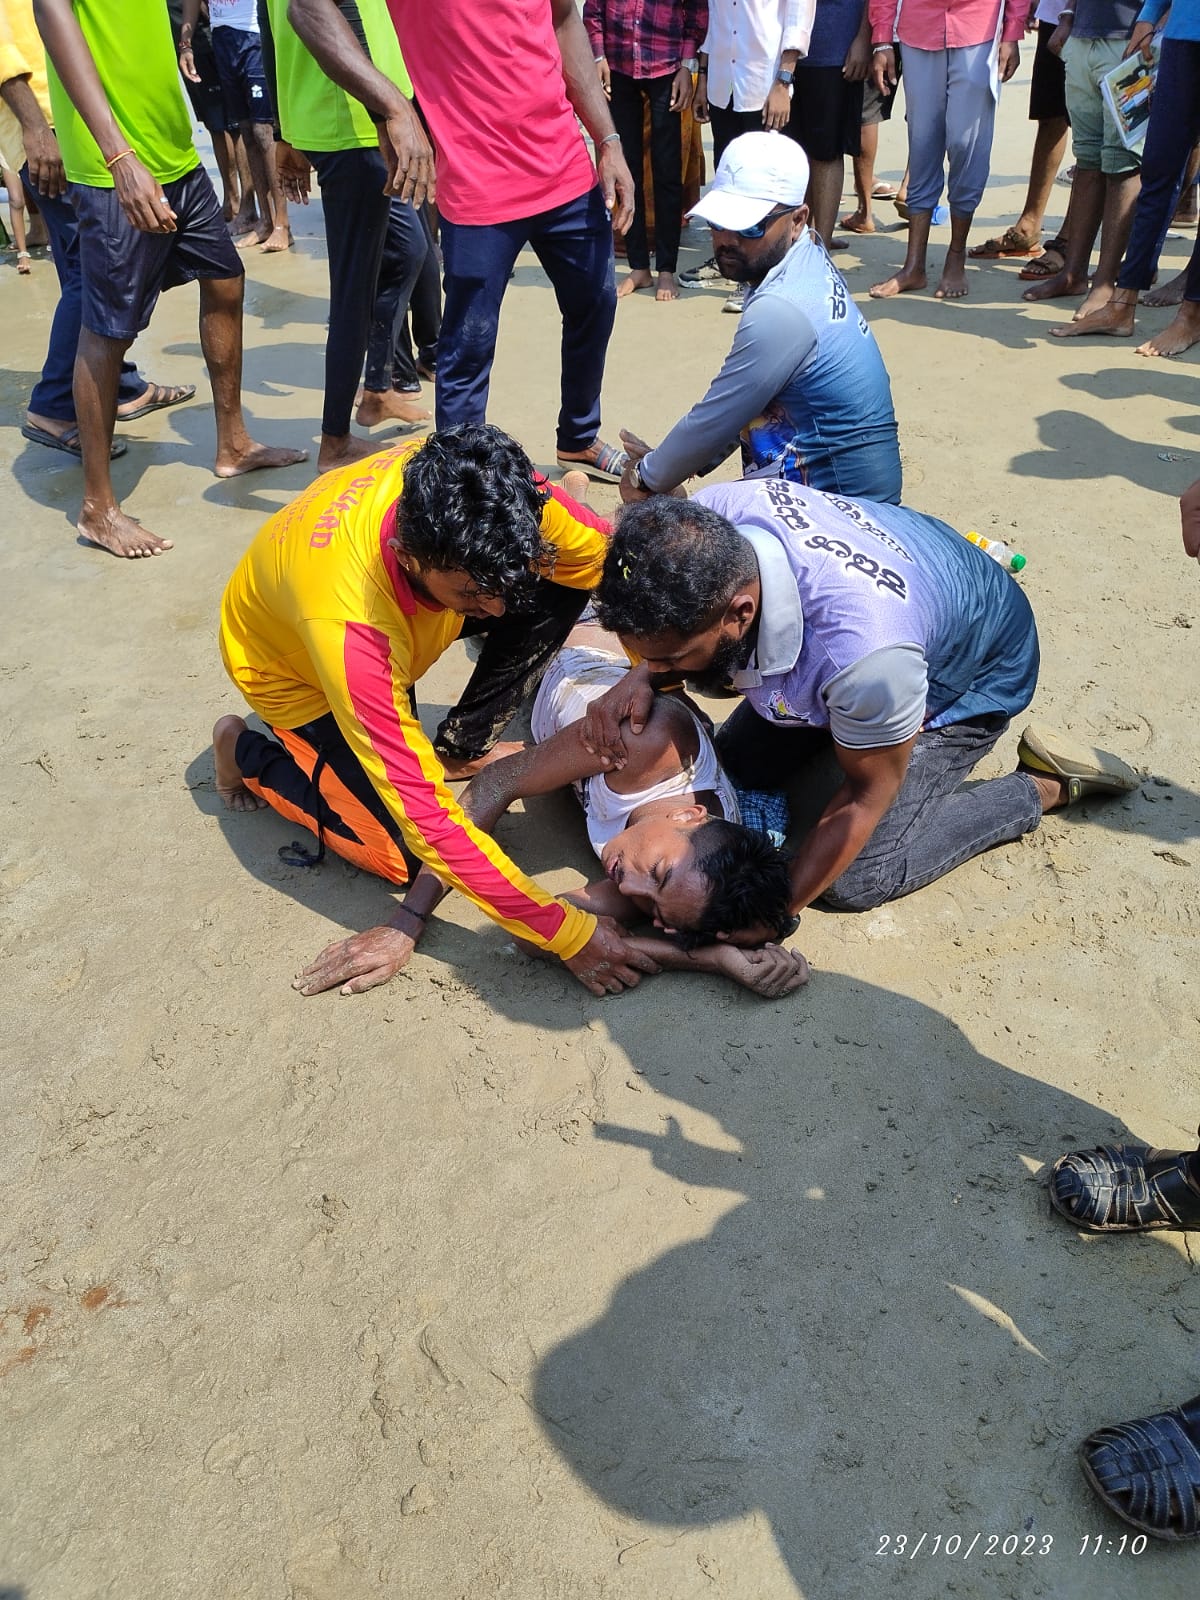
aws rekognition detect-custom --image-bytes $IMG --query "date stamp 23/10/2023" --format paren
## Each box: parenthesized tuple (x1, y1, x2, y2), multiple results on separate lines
(874, 1532, 1150, 1559)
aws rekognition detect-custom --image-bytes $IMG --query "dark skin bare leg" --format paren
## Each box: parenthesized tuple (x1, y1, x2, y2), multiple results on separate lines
(934, 211, 972, 299)
(243, 121, 291, 252)
(74, 327, 173, 557)
(199, 273, 308, 477)
(870, 207, 930, 297)
(213, 714, 267, 811)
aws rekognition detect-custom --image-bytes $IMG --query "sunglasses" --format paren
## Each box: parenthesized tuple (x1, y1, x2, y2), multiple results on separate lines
(724, 206, 793, 240)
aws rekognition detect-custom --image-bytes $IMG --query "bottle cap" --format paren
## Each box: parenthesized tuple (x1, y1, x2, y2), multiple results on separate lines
(1010, 553, 1027, 573)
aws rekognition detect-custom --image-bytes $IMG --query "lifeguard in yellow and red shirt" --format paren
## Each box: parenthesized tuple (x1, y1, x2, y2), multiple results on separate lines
(215, 424, 659, 998)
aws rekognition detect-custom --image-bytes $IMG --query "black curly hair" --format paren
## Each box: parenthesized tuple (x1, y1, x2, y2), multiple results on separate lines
(595, 497, 758, 639)
(396, 424, 553, 607)
(677, 817, 794, 946)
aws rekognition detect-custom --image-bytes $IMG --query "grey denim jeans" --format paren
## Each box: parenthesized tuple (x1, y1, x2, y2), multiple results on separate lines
(715, 704, 1043, 911)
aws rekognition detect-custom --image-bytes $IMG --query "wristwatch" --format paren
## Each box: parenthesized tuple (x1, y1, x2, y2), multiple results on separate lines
(681, 56, 700, 72)
(776, 68, 795, 86)
(629, 458, 651, 492)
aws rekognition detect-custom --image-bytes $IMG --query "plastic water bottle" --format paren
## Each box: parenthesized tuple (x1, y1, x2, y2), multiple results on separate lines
(931, 204, 950, 225)
(962, 529, 1027, 573)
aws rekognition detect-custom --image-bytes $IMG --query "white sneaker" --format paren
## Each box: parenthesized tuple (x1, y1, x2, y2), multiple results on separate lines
(679, 256, 728, 285)
(722, 286, 746, 314)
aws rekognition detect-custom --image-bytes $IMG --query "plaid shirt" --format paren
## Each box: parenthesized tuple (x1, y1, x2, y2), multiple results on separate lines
(583, 0, 709, 79)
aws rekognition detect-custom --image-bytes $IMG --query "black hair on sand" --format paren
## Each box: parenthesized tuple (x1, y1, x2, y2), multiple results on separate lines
(679, 817, 794, 945)
(595, 497, 758, 639)
(397, 424, 553, 606)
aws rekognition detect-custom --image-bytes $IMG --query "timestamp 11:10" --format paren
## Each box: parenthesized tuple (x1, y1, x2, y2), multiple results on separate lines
(1079, 1534, 1148, 1555)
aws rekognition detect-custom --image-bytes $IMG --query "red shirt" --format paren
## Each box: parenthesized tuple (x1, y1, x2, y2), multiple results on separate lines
(583, 0, 709, 79)
(386, 0, 598, 226)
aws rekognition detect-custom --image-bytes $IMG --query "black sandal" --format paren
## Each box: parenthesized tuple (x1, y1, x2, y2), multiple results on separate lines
(1048, 1134, 1200, 1231)
(1080, 1395, 1200, 1540)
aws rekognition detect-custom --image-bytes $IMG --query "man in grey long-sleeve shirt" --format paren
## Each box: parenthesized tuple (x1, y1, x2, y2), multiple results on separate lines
(619, 131, 902, 506)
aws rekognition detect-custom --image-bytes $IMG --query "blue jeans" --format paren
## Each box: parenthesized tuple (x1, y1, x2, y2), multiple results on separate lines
(715, 705, 1042, 910)
(20, 170, 143, 423)
(437, 185, 616, 451)
(1118, 38, 1200, 300)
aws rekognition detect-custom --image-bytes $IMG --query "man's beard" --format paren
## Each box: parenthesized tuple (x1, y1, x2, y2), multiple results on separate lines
(686, 629, 756, 696)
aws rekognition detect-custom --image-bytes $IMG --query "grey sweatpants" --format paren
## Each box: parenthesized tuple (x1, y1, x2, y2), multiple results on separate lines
(903, 42, 998, 216)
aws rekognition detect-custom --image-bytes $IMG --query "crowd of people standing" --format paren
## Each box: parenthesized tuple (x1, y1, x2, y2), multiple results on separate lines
(2, 0, 1200, 1551)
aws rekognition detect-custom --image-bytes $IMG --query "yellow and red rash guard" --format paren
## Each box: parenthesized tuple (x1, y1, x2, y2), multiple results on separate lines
(219, 441, 611, 960)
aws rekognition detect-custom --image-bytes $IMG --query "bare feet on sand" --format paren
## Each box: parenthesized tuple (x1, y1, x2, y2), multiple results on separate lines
(617, 268, 653, 298)
(234, 226, 271, 250)
(354, 388, 431, 428)
(78, 504, 173, 559)
(869, 266, 927, 299)
(934, 247, 968, 299)
(840, 209, 876, 234)
(215, 438, 309, 479)
(439, 741, 527, 781)
(1136, 300, 1200, 358)
(213, 715, 267, 811)
(260, 226, 293, 254)
(317, 433, 381, 474)
(655, 270, 679, 301)
(1022, 268, 1088, 303)
(1142, 269, 1188, 308)
(1050, 289, 1135, 338)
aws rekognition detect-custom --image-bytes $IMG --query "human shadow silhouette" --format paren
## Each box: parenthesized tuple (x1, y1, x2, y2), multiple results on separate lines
(506, 969, 1200, 1598)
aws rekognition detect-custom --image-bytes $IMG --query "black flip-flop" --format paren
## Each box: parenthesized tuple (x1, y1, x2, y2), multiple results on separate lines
(21, 422, 127, 460)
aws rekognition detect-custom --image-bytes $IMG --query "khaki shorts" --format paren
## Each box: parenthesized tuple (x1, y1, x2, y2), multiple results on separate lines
(1064, 35, 1141, 176)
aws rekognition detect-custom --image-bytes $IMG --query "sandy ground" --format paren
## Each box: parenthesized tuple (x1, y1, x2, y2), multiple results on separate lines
(3, 62, 1200, 1600)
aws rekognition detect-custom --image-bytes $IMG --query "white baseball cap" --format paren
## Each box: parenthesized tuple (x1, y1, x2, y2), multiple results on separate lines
(687, 132, 811, 232)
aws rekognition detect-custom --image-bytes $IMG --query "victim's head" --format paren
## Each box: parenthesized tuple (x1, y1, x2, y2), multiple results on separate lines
(595, 497, 760, 695)
(390, 423, 553, 618)
(601, 805, 792, 947)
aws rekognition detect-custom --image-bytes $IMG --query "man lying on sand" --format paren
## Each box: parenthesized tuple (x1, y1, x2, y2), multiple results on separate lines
(295, 637, 809, 998)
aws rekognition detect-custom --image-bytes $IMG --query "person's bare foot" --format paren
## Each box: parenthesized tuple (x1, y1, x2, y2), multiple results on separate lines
(235, 226, 271, 250)
(1022, 268, 1088, 302)
(1050, 292, 1135, 338)
(317, 432, 380, 474)
(259, 226, 293, 254)
(618, 268, 653, 299)
(215, 438, 309, 479)
(78, 503, 173, 558)
(1072, 282, 1116, 320)
(229, 206, 257, 239)
(840, 208, 876, 234)
(354, 388, 431, 428)
(560, 468, 591, 501)
(934, 246, 968, 299)
(212, 714, 267, 811)
(1136, 300, 1200, 358)
(869, 266, 927, 299)
(655, 270, 679, 301)
(438, 740, 527, 781)
(1142, 269, 1187, 308)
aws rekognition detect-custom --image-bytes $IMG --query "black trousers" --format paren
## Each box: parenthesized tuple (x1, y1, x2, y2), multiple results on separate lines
(303, 145, 390, 436)
(364, 197, 429, 392)
(609, 70, 684, 272)
(709, 102, 764, 170)
(393, 205, 442, 386)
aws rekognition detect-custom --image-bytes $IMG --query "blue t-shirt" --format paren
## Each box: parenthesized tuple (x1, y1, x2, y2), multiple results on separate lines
(802, 0, 866, 69)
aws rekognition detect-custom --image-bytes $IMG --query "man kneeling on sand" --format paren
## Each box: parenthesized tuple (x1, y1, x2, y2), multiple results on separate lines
(579, 485, 1141, 917)
(213, 424, 805, 999)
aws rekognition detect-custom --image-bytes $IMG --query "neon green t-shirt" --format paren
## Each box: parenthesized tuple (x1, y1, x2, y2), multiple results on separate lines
(264, 0, 412, 153)
(45, 0, 197, 187)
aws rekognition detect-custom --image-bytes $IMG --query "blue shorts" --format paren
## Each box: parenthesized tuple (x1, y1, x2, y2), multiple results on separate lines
(211, 25, 274, 126)
(74, 165, 243, 342)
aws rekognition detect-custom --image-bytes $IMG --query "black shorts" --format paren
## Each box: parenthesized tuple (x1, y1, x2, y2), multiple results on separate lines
(210, 25, 274, 126)
(788, 65, 864, 162)
(181, 36, 229, 135)
(862, 42, 902, 124)
(1029, 20, 1069, 122)
(74, 165, 243, 342)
